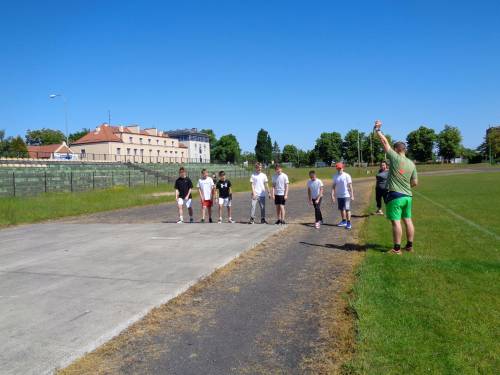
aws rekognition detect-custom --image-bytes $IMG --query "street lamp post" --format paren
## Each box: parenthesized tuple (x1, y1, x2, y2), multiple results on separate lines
(49, 94, 69, 144)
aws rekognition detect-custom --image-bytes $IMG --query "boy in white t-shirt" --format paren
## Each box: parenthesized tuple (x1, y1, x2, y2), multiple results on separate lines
(307, 170, 324, 229)
(271, 164, 289, 225)
(331, 162, 354, 230)
(197, 168, 215, 223)
(249, 162, 271, 224)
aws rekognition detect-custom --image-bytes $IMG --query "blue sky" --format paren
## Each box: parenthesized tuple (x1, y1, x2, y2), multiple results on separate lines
(1, 0, 499, 151)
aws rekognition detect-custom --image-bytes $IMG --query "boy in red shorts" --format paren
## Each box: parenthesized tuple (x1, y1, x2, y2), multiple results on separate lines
(197, 168, 215, 223)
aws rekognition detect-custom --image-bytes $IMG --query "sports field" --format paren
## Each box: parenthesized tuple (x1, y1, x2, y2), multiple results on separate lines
(347, 172, 500, 374)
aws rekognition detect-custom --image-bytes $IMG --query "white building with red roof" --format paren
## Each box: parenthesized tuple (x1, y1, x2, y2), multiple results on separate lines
(71, 124, 189, 163)
(27, 141, 76, 160)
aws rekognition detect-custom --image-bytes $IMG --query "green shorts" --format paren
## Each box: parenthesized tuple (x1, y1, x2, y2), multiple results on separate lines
(386, 196, 412, 221)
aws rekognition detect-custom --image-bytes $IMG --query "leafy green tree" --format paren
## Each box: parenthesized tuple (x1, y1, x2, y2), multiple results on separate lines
(272, 141, 281, 163)
(314, 132, 342, 165)
(406, 126, 437, 162)
(255, 129, 273, 163)
(201, 129, 217, 159)
(371, 132, 393, 162)
(241, 151, 257, 164)
(438, 125, 462, 162)
(343, 129, 365, 164)
(281, 144, 298, 163)
(25, 128, 65, 145)
(0, 131, 28, 156)
(477, 127, 500, 163)
(68, 128, 90, 144)
(307, 149, 318, 166)
(212, 134, 241, 163)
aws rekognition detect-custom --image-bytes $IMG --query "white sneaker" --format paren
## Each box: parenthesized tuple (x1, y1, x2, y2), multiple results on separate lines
(176, 220, 184, 224)
(218, 218, 222, 224)
(315, 222, 320, 229)
(228, 218, 235, 223)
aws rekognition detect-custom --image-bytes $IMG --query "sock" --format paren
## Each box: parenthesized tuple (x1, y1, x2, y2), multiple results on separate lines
(394, 244, 401, 251)
(179, 216, 183, 221)
(406, 241, 413, 248)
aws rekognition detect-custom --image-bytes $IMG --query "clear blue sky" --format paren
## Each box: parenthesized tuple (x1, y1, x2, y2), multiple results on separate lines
(1, 0, 499, 151)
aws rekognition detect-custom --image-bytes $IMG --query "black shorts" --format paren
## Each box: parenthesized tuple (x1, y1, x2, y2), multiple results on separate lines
(337, 197, 351, 211)
(274, 195, 286, 205)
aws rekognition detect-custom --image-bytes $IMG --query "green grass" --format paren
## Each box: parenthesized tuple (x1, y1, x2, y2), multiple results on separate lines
(346, 172, 500, 374)
(0, 177, 255, 226)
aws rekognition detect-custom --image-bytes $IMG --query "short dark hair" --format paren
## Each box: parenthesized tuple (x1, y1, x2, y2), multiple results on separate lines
(274, 163, 281, 170)
(218, 170, 225, 176)
(179, 167, 185, 172)
(393, 141, 407, 151)
(201, 168, 207, 173)
(309, 170, 316, 175)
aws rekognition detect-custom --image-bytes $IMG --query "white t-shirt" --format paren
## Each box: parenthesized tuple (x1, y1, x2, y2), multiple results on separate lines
(333, 172, 352, 198)
(250, 172, 268, 197)
(198, 177, 215, 200)
(272, 173, 289, 196)
(307, 178, 323, 199)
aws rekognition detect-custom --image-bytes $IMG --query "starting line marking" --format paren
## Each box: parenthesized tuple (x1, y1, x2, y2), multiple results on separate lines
(414, 191, 500, 243)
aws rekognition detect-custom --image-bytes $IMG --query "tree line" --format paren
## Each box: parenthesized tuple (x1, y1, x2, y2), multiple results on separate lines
(1, 125, 498, 164)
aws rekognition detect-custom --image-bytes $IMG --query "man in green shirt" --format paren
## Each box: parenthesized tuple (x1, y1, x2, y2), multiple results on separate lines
(374, 120, 418, 255)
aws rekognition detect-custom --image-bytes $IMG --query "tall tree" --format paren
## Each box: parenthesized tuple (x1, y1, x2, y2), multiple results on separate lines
(212, 134, 241, 163)
(406, 126, 437, 162)
(281, 144, 299, 163)
(255, 129, 273, 163)
(343, 129, 365, 164)
(68, 128, 91, 144)
(438, 125, 462, 162)
(371, 132, 393, 162)
(200, 129, 217, 160)
(241, 151, 257, 164)
(314, 132, 342, 165)
(25, 128, 65, 145)
(477, 126, 500, 163)
(272, 141, 281, 163)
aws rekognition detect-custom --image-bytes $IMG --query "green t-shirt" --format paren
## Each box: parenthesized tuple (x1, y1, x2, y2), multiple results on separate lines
(386, 149, 417, 196)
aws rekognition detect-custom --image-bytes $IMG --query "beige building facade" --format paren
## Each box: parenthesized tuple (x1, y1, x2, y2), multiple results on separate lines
(71, 124, 189, 163)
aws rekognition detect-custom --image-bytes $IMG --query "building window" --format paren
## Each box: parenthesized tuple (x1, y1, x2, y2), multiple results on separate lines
(175, 151, 178, 154)
(139, 138, 143, 144)
(156, 139, 159, 145)
(140, 149, 144, 156)
(170, 151, 173, 154)
(129, 137, 133, 143)
(157, 150, 160, 155)
(127, 148, 131, 155)
(134, 149, 137, 155)
(171, 141, 174, 146)
(149, 149, 152, 154)
(148, 139, 151, 144)
(164, 140, 166, 145)
(81, 149, 86, 155)
(116, 148, 121, 155)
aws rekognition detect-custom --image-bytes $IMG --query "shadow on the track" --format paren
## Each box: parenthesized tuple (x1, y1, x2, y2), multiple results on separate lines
(351, 214, 370, 218)
(300, 241, 390, 252)
(299, 222, 338, 227)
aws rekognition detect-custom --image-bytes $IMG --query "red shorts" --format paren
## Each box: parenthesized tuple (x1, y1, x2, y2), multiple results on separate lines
(201, 199, 213, 208)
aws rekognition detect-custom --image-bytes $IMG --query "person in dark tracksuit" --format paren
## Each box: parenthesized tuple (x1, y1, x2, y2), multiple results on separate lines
(375, 161, 389, 215)
(307, 170, 324, 228)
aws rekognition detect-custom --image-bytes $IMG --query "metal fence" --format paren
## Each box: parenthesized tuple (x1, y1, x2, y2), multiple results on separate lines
(0, 167, 251, 197)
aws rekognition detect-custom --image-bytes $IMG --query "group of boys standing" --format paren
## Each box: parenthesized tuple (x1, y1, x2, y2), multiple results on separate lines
(174, 161, 356, 230)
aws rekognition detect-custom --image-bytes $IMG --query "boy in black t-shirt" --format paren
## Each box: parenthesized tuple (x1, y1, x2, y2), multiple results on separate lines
(174, 167, 194, 223)
(215, 171, 235, 223)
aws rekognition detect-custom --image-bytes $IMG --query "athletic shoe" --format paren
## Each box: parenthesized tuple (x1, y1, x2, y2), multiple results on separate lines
(315, 222, 320, 229)
(275, 220, 281, 225)
(281, 220, 286, 225)
(261, 218, 268, 224)
(390, 248, 402, 255)
(200, 219, 205, 223)
(248, 218, 255, 224)
(218, 218, 222, 224)
(189, 217, 194, 223)
(228, 218, 235, 223)
(337, 220, 347, 227)
(404, 245, 414, 252)
(346, 222, 352, 230)
(209, 217, 213, 223)
(176, 219, 184, 224)
(375, 210, 384, 215)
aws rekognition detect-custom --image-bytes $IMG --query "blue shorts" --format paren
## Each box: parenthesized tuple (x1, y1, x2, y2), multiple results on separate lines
(337, 197, 351, 211)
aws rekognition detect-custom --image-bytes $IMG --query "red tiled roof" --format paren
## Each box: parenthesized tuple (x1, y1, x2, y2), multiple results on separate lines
(72, 125, 122, 144)
(27, 144, 73, 158)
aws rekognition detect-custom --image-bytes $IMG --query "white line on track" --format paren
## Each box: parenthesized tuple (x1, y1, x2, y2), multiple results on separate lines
(414, 191, 500, 242)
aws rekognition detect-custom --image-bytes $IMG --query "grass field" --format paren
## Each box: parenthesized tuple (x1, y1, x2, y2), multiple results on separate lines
(346, 172, 500, 374)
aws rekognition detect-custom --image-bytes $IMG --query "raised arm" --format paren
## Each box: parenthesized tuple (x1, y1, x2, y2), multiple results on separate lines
(374, 120, 391, 152)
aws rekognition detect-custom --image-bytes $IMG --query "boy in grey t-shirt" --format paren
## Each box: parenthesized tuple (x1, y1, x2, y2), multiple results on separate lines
(271, 164, 289, 225)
